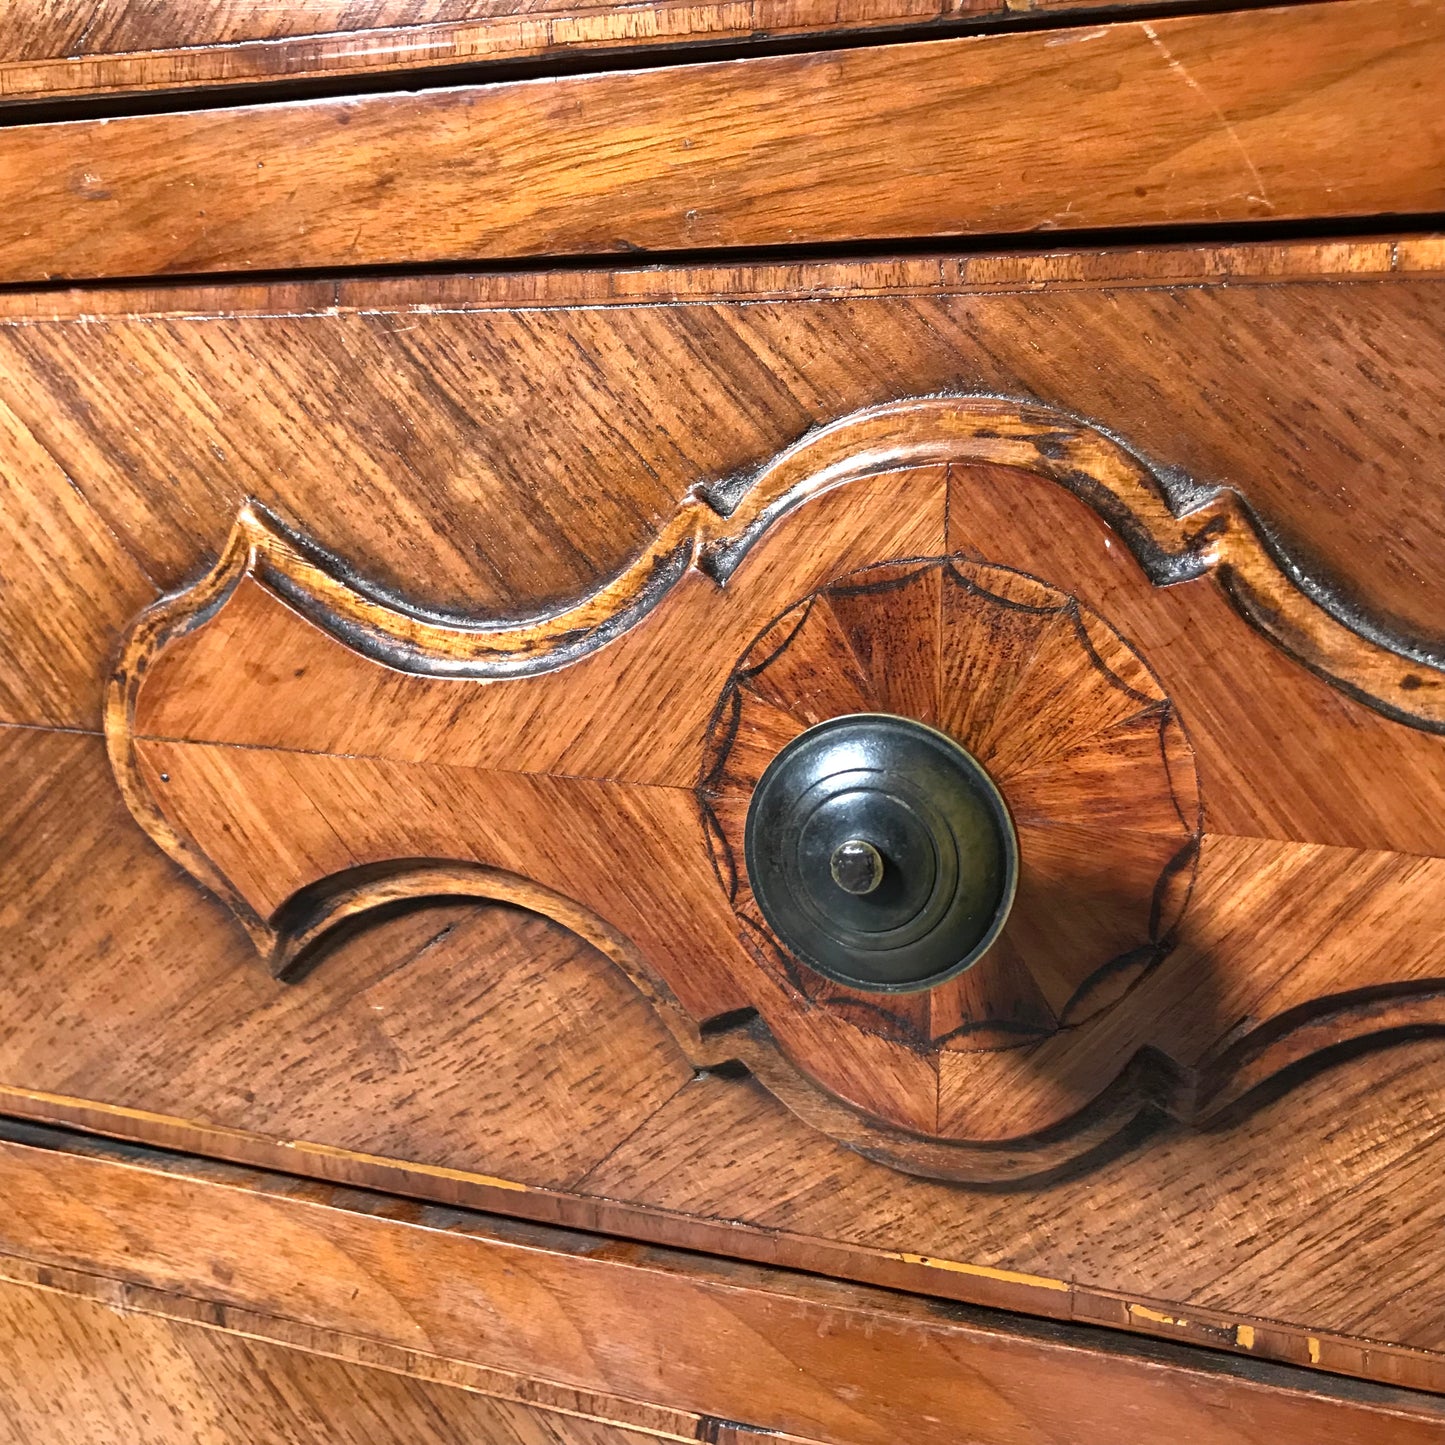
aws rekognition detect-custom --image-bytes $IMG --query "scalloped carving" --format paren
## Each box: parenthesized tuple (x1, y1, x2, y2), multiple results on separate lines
(104, 395, 1445, 1180)
(700, 557, 1202, 1052)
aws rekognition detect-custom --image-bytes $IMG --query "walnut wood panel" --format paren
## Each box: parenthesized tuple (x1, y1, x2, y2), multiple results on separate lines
(5, 244, 1445, 1372)
(3, 1123, 1445, 1445)
(0, 0, 1215, 103)
(0, 732, 691, 1197)
(5, 0, 1445, 283)
(8, 747, 1445, 1384)
(102, 384, 1445, 1169)
(7, 248, 1445, 726)
(0, 1284, 672, 1445)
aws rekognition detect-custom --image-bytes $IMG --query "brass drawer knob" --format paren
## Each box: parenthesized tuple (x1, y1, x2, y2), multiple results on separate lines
(743, 714, 1018, 993)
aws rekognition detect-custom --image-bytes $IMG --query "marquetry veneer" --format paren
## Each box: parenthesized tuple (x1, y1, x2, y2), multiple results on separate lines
(4, 0, 1445, 1434)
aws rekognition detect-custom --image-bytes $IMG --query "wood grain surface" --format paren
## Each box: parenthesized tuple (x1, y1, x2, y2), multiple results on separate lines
(5, 242, 1445, 730)
(102, 398, 1445, 1166)
(6, 243, 1445, 1376)
(0, 1283, 673, 1445)
(8, 821, 1445, 1386)
(0, 0, 1223, 103)
(702, 553, 1201, 1048)
(4, 235, 1439, 322)
(4, 0, 1445, 283)
(3, 1121, 1445, 1445)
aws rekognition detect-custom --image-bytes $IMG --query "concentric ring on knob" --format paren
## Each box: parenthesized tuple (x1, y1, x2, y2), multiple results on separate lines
(743, 713, 1018, 993)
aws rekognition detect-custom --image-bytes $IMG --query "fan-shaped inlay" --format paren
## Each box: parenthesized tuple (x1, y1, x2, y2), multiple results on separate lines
(699, 556, 1202, 1052)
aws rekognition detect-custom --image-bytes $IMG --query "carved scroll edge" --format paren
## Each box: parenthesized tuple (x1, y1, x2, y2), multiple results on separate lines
(104, 516, 279, 961)
(99, 394, 1445, 1181)
(253, 857, 1165, 1185)
(115, 393, 1445, 718)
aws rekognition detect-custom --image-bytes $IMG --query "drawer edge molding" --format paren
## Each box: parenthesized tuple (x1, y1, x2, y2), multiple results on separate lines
(0, 0, 1211, 106)
(7, 0, 1445, 283)
(6, 1122, 1445, 1442)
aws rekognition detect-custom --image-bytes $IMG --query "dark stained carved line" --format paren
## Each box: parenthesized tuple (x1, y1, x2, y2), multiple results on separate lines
(697, 792, 738, 903)
(1215, 564, 1445, 733)
(1063, 600, 1163, 709)
(822, 558, 941, 599)
(1056, 944, 1163, 1030)
(696, 686, 746, 800)
(109, 395, 1443, 731)
(1153, 702, 1205, 840)
(941, 558, 1072, 618)
(1190, 981, 1445, 1123)
(735, 596, 818, 685)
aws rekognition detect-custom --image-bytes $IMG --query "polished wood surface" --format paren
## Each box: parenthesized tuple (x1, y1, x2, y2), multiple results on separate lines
(701, 554, 1201, 1049)
(4, 243, 1445, 1378)
(0, 0, 1219, 103)
(0, 1287, 670, 1445)
(8, 862, 1445, 1387)
(4, 234, 1436, 322)
(100, 398, 1445, 1168)
(3, 1120, 1445, 1445)
(7, 242, 1445, 731)
(4, 0, 1445, 1422)
(5, 0, 1444, 283)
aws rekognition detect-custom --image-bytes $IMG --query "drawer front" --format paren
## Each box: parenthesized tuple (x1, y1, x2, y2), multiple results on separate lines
(4, 0, 1445, 284)
(0, 0, 1261, 102)
(4, 240, 1445, 1387)
(8, 1122, 1444, 1445)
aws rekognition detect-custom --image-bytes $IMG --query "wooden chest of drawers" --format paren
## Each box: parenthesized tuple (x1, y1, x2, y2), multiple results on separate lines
(2, 1, 1445, 1439)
